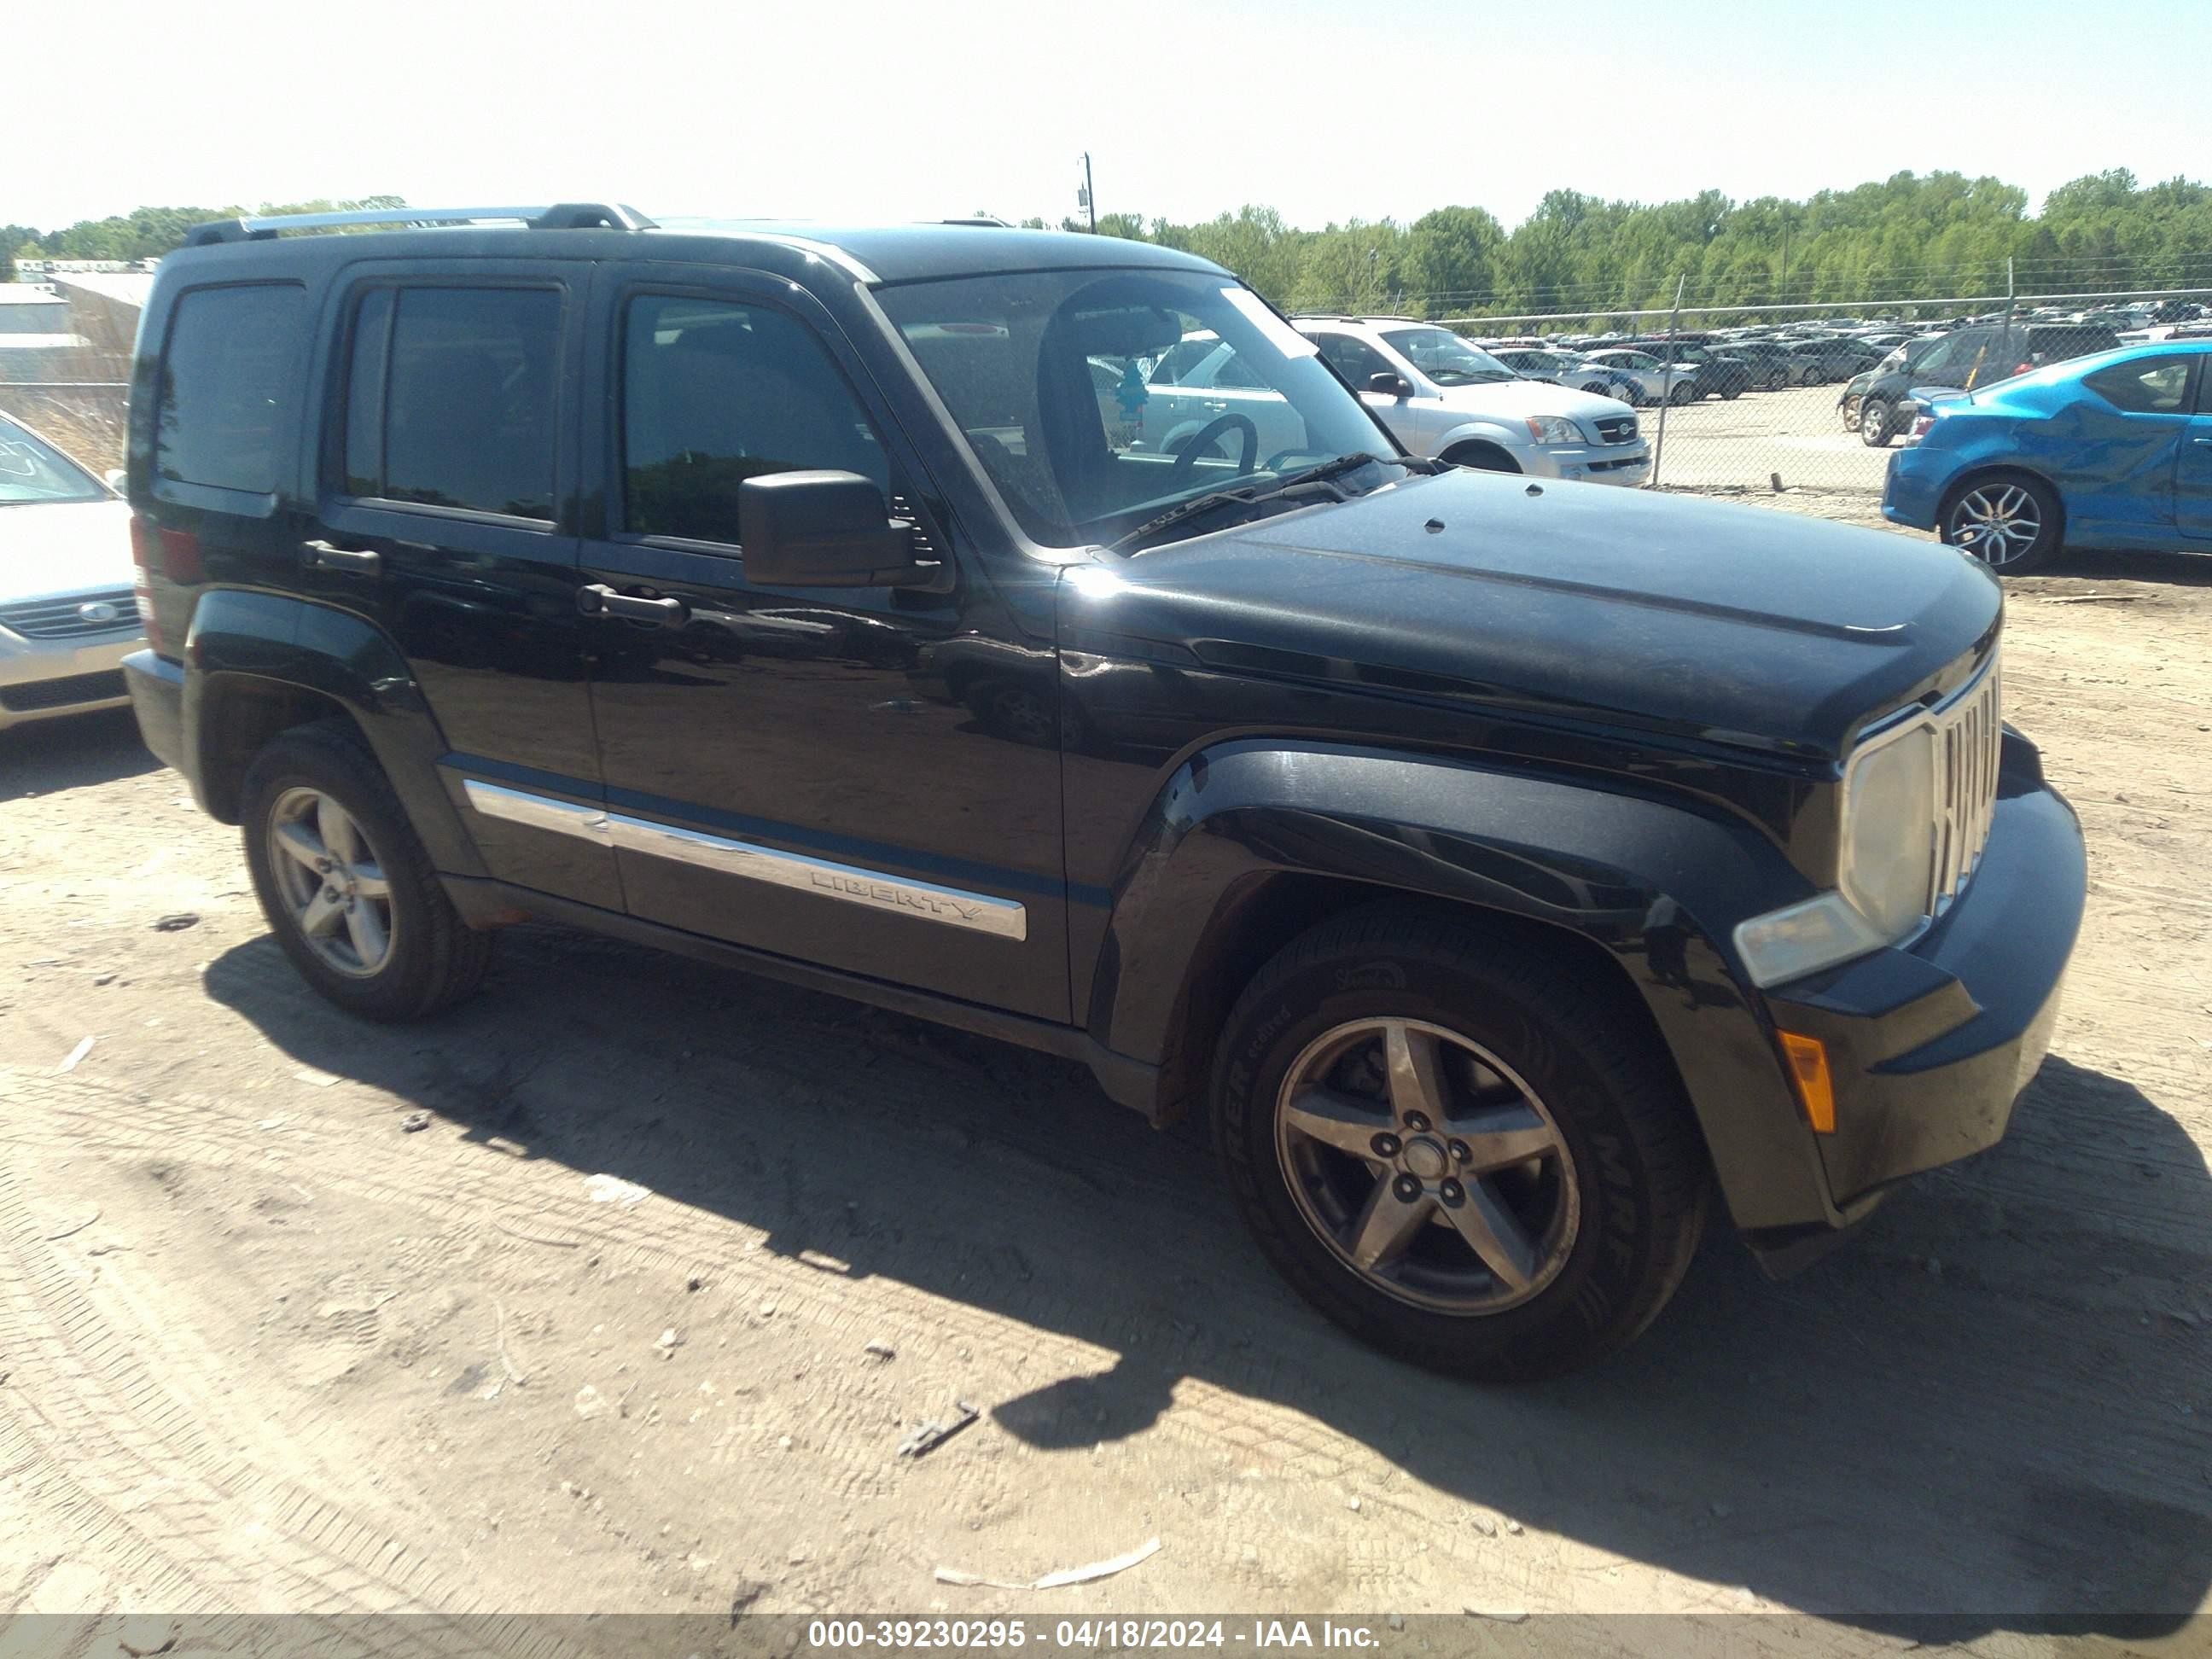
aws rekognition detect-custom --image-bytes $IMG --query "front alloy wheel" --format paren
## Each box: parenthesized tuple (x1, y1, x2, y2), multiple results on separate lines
(1211, 905, 1710, 1380)
(1276, 1018, 1577, 1313)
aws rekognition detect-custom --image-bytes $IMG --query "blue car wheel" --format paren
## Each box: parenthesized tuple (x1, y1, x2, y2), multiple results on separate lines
(1941, 474, 2062, 574)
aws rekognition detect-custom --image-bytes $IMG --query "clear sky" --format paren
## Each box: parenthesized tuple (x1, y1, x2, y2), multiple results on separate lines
(17, 0, 2210, 233)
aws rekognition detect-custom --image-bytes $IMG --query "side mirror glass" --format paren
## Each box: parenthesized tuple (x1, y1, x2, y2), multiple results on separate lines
(736, 471, 924, 589)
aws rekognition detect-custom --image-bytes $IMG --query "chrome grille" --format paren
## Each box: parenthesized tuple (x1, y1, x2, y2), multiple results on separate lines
(1592, 415, 1639, 445)
(1928, 652, 2002, 917)
(0, 589, 139, 639)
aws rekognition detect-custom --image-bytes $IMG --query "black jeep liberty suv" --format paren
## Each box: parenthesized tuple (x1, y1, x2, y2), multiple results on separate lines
(121, 204, 2086, 1380)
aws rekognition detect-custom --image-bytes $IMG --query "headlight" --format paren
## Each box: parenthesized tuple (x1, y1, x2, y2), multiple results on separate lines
(1838, 724, 1936, 939)
(1733, 722, 1937, 988)
(1523, 415, 1584, 445)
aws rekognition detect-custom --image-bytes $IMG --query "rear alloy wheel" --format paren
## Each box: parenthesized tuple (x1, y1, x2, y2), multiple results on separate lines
(1212, 905, 1709, 1381)
(265, 787, 396, 979)
(1859, 398, 1894, 447)
(242, 723, 492, 1020)
(1941, 475, 2062, 573)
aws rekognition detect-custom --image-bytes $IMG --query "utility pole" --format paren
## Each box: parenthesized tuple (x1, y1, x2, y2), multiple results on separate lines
(1649, 273, 1686, 490)
(1078, 153, 1096, 233)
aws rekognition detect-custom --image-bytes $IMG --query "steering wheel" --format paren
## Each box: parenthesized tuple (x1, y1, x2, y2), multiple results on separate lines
(1168, 414, 1260, 492)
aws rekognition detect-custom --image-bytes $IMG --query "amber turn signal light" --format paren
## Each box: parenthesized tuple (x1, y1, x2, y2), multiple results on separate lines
(1777, 1031, 1836, 1134)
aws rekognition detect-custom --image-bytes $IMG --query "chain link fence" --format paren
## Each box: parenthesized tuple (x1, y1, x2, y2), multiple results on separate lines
(0, 278, 137, 472)
(1441, 288, 2212, 510)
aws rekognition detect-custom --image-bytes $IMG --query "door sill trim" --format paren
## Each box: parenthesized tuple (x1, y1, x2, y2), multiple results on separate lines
(461, 777, 1027, 941)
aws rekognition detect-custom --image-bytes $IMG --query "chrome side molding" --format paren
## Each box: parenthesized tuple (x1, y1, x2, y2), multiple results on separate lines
(461, 777, 1026, 941)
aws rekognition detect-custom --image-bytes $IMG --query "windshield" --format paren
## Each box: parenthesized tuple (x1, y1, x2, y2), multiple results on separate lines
(0, 417, 106, 506)
(879, 269, 1405, 550)
(1379, 327, 1513, 386)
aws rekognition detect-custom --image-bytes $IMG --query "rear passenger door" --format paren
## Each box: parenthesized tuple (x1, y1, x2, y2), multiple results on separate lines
(312, 259, 620, 910)
(571, 265, 1069, 1022)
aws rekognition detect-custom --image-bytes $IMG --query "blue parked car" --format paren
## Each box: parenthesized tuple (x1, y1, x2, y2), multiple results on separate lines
(1882, 341, 2212, 573)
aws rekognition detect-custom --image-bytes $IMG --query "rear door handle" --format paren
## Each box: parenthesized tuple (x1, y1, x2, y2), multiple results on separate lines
(303, 538, 381, 573)
(578, 583, 687, 626)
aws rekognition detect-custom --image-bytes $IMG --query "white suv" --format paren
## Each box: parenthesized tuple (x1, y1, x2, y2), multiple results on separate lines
(1292, 317, 1650, 486)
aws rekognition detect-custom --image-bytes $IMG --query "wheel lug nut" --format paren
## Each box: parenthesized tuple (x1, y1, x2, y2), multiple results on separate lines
(1450, 1140, 1470, 1163)
(1393, 1175, 1422, 1202)
(1371, 1133, 1400, 1158)
(1404, 1112, 1430, 1132)
(1440, 1180, 1464, 1206)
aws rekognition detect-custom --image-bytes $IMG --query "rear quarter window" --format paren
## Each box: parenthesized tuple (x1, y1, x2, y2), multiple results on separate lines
(155, 283, 307, 496)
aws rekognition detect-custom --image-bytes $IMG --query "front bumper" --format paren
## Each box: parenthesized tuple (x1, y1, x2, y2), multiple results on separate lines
(120, 648, 187, 773)
(1760, 730, 2085, 1210)
(1519, 439, 1651, 486)
(0, 625, 142, 731)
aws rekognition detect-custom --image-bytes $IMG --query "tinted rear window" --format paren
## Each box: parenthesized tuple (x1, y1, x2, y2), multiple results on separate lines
(345, 287, 561, 521)
(156, 284, 306, 494)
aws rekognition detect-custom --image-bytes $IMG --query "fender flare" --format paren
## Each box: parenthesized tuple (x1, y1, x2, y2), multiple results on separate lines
(1087, 740, 1842, 1232)
(183, 590, 483, 875)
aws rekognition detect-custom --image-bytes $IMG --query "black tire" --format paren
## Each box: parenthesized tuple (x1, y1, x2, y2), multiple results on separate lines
(1939, 471, 2064, 574)
(1720, 381, 1743, 400)
(1441, 444, 1519, 474)
(1765, 368, 1787, 391)
(1580, 381, 1611, 398)
(1667, 381, 1696, 406)
(241, 722, 492, 1021)
(1211, 905, 1709, 1382)
(1859, 398, 1894, 447)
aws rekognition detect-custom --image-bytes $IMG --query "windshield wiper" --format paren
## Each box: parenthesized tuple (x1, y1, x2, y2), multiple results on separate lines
(1107, 452, 1391, 554)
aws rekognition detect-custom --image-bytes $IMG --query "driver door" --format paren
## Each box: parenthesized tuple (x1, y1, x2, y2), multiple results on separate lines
(573, 264, 1071, 1022)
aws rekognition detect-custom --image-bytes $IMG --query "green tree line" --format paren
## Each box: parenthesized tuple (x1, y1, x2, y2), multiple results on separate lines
(2, 197, 408, 280)
(9, 172, 2208, 323)
(1042, 169, 2212, 323)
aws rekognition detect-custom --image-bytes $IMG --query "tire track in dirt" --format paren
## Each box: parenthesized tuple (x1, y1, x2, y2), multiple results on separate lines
(0, 1154, 607, 1654)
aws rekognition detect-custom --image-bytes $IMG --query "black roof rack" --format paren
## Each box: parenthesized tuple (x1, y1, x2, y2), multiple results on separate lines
(181, 202, 657, 247)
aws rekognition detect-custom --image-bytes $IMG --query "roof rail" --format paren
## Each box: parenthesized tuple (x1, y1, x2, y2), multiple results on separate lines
(182, 202, 657, 247)
(940, 215, 1012, 227)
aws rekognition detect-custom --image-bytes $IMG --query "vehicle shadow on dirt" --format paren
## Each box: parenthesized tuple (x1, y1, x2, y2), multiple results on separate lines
(2029, 547, 2212, 589)
(205, 924, 2211, 1639)
(0, 707, 156, 799)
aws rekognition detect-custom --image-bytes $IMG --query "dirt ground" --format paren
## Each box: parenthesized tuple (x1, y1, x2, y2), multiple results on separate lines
(2, 511, 2209, 1654)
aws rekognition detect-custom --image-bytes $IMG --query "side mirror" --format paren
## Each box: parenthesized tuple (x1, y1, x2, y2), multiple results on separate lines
(1367, 372, 1413, 398)
(737, 471, 925, 588)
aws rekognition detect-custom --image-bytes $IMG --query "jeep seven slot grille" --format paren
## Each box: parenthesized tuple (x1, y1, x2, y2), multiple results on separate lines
(1929, 652, 2002, 918)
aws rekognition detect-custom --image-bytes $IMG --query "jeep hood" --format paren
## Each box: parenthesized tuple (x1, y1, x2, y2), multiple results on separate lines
(1079, 469, 2000, 760)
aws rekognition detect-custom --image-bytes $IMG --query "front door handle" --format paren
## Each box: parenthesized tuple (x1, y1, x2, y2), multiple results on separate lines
(2192, 436, 2212, 446)
(578, 583, 687, 626)
(303, 539, 381, 574)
